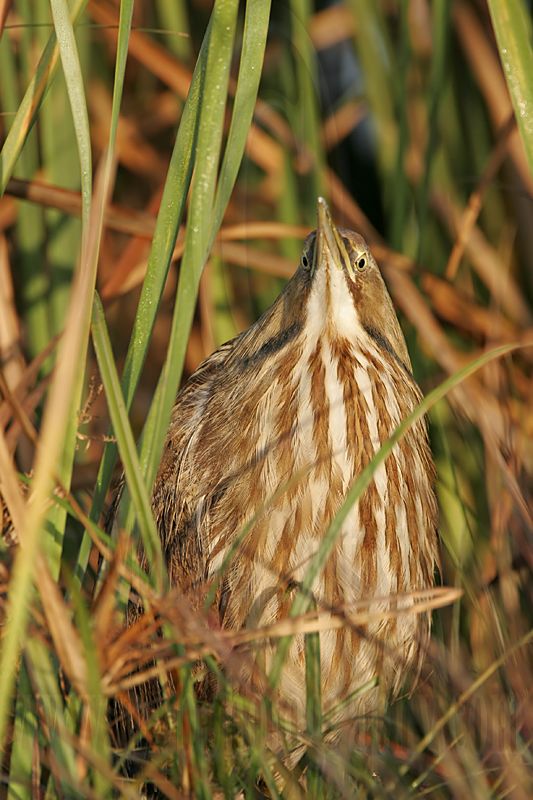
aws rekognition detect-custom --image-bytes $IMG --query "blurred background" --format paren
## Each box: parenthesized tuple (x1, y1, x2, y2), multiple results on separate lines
(1, 1, 532, 796)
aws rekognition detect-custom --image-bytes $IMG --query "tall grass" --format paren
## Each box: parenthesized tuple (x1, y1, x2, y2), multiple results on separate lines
(1, 1, 532, 797)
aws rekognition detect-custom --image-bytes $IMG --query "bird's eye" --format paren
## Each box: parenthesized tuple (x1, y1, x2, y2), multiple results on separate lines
(357, 255, 367, 271)
(301, 233, 315, 270)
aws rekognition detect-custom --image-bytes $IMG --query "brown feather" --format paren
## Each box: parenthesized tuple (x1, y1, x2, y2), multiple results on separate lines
(138, 199, 439, 737)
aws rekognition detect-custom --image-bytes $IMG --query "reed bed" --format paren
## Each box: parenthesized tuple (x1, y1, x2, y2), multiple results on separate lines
(0, 1, 531, 797)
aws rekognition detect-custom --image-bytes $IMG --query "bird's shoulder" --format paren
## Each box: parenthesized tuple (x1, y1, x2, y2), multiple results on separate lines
(168, 332, 243, 425)
(156, 332, 244, 490)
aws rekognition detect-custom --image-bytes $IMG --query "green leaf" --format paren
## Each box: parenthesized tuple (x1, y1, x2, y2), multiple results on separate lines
(304, 597, 324, 799)
(74, 0, 138, 580)
(212, 0, 273, 232)
(88, 10, 211, 529)
(42, 0, 93, 577)
(289, 0, 325, 202)
(24, 639, 83, 797)
(91, 293, 165, 592)
(49, 0, 91, 236)
(68, 578, 112, 797)
(139, 0, 271, 499)
(0, 0, 88, 196)
(7, 666, 38, 800)
(75, 0, 134, 582)
(488, 0, 533, 178)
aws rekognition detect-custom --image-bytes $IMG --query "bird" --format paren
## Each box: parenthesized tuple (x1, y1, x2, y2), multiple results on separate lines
(150, 197, 439, 739)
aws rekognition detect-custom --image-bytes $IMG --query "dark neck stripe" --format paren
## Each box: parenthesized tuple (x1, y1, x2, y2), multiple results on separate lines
(237, 320, 302, 370)
(363, 324, 412, 376)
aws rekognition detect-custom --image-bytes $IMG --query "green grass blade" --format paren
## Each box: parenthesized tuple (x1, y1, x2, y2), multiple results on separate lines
(138, 0, 270, 497)
(35, 0, 84, 339)
(417, 0, 451, 263)
(305, 598, 324, 799)
(155, 0, 191, 61)
(346, 0, 396, 179)
(88, 15, 211, 528)
(24, 640, 84, 797)
(290, 0, 325, 203)
(91, 293, 165, 592)
(305, 616, 322, 738)
(74, 0, 135, 583)
(0, 20, 51, 364)
(49, 0, 91, 238)
(133, 0, 239, 496)
(105, 0, 135, 166)
(487, 0, 533, 177)
(43, 0, 95, 576)
(68, 578, 112, 797)
(182, 671, 213, 799)
(211, 0, 272, 232)
(0, 0, 88, 196)
(6, 665, 38, 800)
(388, 3, 411, 250)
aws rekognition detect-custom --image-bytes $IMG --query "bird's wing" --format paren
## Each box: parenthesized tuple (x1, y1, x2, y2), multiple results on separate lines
(151, 334, 243, 591)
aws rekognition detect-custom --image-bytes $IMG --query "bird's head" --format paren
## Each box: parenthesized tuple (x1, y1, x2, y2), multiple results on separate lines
(291, 197, 412, 371)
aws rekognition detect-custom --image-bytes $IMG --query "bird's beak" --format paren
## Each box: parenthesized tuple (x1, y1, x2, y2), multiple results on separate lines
(314, 197, 354, 279)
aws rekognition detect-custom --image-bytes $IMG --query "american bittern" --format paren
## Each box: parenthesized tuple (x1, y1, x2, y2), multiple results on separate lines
(151, 198, 439, 733)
